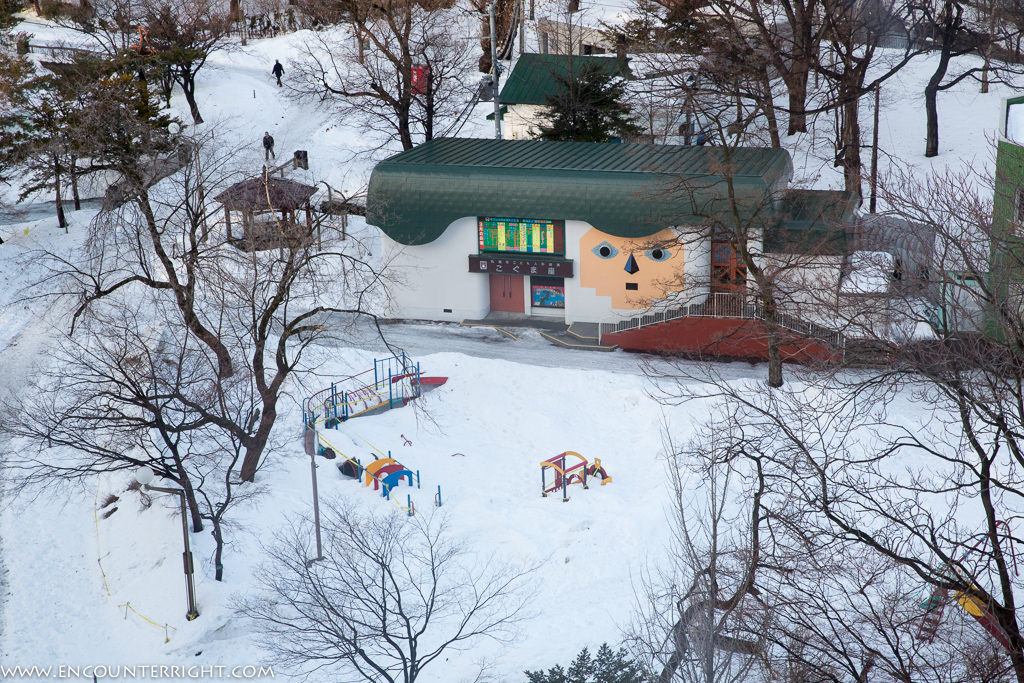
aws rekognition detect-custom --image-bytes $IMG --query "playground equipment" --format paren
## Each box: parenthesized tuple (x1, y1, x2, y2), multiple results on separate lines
(303, 353, 447, 428)
(540, 452, 611, 502)
(308, 429, 442, 516)
(916, 522, 1018, 650)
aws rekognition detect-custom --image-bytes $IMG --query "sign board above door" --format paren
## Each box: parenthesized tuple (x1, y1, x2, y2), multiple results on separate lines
(469, 255, 574, 277)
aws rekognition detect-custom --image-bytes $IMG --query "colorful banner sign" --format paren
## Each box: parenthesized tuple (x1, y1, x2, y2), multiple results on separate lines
(478, 217, 563, 255)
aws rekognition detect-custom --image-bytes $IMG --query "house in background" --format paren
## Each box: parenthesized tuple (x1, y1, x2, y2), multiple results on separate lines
(535, 17, 615, 56)
(366, 137, 859, 358)
(491, 53, 629, 140)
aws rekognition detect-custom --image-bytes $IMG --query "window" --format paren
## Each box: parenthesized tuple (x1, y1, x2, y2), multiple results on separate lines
(531, 276, 565, 308)
(1015, 188, 1024, 230)
(710, 242, 747, 293)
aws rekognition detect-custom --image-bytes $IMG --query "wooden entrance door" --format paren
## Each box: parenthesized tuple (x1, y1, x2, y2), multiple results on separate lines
(489, 274, 524, 313)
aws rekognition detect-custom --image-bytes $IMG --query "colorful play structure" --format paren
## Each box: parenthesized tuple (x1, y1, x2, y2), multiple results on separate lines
(303, 353, 447, 428)
(540, 451, 612, 502)
(916, 522, 1018, 651)
(301, 354, 447, 516)
(312, 429, 442, 516)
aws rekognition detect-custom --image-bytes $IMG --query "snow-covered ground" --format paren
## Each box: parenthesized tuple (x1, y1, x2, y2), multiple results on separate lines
(0, 9, 1020, 681)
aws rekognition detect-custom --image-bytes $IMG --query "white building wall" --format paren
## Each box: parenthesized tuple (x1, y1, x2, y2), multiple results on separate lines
(379, 217, 713, 323)
(380, 217, 489, 322)
(504, 104, 546, 140)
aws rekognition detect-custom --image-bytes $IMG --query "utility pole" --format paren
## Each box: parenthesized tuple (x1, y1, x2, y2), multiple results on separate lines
(489, 3, 502, 139)
(870, 84, 880, 214)
(519, 0, 525, 54)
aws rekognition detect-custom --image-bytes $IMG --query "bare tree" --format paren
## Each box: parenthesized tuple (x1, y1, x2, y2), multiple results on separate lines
(4, 104, 390, 484)
(144, 0, 232, 125)
(291, 0, 473, 151)
(625, 417, 767, 683)
(236, 502, 533, 682)
(812, 0, 920, 195)
(907, 0, 1024, 157)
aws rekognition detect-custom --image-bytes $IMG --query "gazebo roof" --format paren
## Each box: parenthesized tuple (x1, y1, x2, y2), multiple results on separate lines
(215, 176, 316, 212)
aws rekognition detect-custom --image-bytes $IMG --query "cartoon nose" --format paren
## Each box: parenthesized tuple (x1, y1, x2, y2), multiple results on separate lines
(624, 253, 640, 274)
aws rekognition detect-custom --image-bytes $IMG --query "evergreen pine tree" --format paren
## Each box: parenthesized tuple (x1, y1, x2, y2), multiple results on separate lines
(539, 63, 643, 143)
(525, 643, 645, 683)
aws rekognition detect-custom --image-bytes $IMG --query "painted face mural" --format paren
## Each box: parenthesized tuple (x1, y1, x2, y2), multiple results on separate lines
(579, 228, 682, 308)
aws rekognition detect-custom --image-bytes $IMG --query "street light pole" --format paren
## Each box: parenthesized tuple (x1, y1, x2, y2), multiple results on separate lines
(310, 451, 324, 564)
(135, 467, 200, 621)
(489, 3, 501, 140)
(303, 428, 325, 567)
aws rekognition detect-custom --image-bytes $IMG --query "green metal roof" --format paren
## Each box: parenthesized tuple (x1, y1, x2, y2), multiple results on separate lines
(765, 189, 858, 254)
(499, 53, 629, 106)
(366, 138, 794, 245)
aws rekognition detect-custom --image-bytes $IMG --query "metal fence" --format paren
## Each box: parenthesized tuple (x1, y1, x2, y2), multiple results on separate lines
(599, 292, 846, 349)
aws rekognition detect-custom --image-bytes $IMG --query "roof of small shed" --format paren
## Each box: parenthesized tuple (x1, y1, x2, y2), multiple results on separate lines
(366, 138, 794, 245)
(499, 53, 629, 106)
(214, 176, 316, 212)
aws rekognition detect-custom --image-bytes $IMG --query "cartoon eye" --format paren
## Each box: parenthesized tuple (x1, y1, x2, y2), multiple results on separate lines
(592, 241, 619, 259)
(645, 247, 671, 262)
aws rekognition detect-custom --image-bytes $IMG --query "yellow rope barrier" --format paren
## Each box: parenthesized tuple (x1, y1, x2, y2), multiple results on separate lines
(343, 427, 388, 459)
(118, 603, 178, 643)
(95, 476, 179, 642)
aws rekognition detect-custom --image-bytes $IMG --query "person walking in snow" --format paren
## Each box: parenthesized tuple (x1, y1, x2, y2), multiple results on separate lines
(263, 132, 275, 161)
(272, 59, 284, 87)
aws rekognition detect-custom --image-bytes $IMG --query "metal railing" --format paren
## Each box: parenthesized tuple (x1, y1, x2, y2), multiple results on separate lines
(303, 353, 421, 427)
(599, 292, 845, 349)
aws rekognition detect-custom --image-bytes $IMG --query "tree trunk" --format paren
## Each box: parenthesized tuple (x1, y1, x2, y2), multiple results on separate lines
(53, 155, 67, 231)
(162, 66, 173, 108)
(424, 70, 435, 141)
(174, 461, 204, 533)
(762, 293, 784, 388)
(212, 518, 225, 580)
(398, 108, 413, 150)
(478, 18, 492, 73)
(70, 155, 80, 211)
(761, 71, 781, 148)
(841, 92, 862, 197)
(239, 402, 277, 482)
(785, 67, 809, 135)
(180, 70, 204, 125)
(925, 19, 953, 158)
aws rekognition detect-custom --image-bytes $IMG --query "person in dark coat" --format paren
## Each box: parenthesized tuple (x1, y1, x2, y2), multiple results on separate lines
(272, 60, 284, 87)
(263, 132, 275, 161)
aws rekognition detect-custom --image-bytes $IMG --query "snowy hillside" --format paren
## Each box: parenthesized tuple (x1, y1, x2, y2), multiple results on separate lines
(1, 8, 1023, 683)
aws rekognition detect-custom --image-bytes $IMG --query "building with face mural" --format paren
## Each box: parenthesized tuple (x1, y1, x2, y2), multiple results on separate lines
(366, 138, 853, 336)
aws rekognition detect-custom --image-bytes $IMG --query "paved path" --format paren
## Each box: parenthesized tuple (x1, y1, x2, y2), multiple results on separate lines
(322, 313, 770, 381)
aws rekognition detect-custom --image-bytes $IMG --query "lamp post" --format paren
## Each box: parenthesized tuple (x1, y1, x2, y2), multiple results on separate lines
(135, 467, 200, 621)
(303, 429, 325, 567)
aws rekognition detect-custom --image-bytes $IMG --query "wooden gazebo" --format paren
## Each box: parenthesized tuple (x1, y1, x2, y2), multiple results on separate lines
(215, 175, 317, 251)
